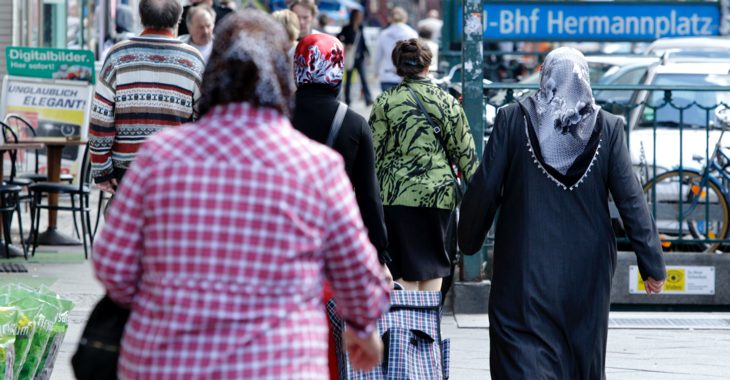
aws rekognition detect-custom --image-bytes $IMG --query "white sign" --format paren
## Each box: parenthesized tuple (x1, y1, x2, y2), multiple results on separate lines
(629, 265, 715, 295)
(0, 75, 93, 177)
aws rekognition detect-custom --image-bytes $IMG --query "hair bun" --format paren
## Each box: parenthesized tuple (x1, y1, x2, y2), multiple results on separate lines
(402, 43, 418, 53)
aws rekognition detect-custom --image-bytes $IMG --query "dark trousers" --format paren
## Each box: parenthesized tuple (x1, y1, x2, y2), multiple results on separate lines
(345, 58, 372, 105)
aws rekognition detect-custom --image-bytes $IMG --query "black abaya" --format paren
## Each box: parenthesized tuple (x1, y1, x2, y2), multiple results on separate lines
(458, 104, 667, 379)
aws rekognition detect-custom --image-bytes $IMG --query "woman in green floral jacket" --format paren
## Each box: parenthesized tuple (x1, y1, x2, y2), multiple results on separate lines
(370, 38, 479, 291)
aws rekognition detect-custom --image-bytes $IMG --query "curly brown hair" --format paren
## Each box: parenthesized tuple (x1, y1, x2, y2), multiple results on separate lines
(392, 38, 432, 78)
(198, 10, 294, 117)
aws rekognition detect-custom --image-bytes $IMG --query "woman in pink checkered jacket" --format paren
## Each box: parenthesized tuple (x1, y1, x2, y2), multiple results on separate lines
(92, 9, 390, 380)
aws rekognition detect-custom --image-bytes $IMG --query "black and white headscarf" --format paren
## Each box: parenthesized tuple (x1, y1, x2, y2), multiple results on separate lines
(521, 47, 599, 175)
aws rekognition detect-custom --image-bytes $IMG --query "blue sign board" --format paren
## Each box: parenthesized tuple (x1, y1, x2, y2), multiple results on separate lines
(458, 2, 721, 41)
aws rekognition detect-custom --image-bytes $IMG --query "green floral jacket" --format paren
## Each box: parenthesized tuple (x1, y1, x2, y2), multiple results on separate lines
(369, 76, 479, 210)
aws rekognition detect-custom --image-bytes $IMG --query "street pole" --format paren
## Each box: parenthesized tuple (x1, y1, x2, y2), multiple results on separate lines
(460, 0, 485, 282)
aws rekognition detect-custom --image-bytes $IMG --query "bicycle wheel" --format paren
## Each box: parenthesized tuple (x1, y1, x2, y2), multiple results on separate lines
(643, 170, 730, 253)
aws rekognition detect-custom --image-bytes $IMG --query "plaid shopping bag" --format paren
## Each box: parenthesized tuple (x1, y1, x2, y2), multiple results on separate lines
(326, 290, 450, 380)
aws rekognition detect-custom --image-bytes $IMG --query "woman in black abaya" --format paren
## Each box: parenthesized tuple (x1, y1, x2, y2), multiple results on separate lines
(458, 48, 668, 380)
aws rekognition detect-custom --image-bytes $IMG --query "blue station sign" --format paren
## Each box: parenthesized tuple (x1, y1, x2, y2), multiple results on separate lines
(458, 2, 722, 41)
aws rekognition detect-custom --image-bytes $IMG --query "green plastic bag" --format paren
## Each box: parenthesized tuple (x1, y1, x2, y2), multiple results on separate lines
(6, 299, 40, 380)
(8, 297, 59, 380)
(32, 287, 74, 380)
(0, 287, 21, 306)
(6, 286, 34, 303)
(18, 300, 57, 380)
(0, 306, 19, 380)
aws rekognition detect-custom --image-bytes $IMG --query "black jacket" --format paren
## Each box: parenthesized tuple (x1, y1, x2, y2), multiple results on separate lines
(292, 85, 389, 263)
(177, 4, 233, 36)
(337, 24, 368, 60)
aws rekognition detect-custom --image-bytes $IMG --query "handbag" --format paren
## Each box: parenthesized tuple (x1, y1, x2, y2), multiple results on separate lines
(405, 85, 465, 299)
(327, 283, 451, 379)
(71, 295, 130, 380)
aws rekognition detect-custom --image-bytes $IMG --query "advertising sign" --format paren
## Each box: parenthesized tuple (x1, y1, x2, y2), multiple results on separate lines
(458, 2, 722, 41)
(629, 265, 716, 295)
(0, 76, 93, 177)
(6, 47, 95, 84)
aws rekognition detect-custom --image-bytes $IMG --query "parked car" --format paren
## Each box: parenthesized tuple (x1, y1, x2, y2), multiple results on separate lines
(644, 36, 730, 57)
(593, 57, 659, 107)
(627, 60, 730, 174)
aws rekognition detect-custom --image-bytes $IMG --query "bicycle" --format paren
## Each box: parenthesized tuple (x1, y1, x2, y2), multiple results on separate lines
(642, 107, 730, 253)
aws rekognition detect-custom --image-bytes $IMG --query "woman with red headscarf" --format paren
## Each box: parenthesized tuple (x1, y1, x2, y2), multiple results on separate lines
(292, 34, 392, 277)
(292, 34, 394, 379)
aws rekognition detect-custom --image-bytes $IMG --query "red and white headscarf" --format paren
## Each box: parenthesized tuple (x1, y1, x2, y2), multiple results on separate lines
(295, 34, 345, 89)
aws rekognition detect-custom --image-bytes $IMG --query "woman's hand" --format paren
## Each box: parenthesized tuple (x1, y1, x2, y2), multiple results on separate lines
(344, 329, 383, 372)
(381, 264, 394, 289)
(644, 276, 665, 295)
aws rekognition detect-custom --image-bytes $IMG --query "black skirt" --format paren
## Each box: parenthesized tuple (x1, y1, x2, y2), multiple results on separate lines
(384, 205, 452, 281)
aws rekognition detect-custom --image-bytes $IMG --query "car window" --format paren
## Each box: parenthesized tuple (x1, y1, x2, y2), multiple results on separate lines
(666, 51, 730, 59)
(639, 73, 730, 128)
(612, 68, 648, 86)
(588, 63, 614, 84)
(595, 67, 648, 105)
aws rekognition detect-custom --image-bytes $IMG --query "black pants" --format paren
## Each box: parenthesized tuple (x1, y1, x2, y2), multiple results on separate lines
(344, 58, 372, 105)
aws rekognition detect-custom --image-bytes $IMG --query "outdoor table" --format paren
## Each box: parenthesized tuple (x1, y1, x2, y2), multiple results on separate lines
(0, 143, 44, 257)
(18, 137, 87, 246)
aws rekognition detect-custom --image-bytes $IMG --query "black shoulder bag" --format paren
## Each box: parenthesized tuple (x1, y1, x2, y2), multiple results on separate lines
(71, 295, 130, 380)
(405, 85, 464, 299)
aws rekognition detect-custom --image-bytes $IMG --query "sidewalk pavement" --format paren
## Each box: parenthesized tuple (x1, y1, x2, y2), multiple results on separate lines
(442, 313, 730, 379)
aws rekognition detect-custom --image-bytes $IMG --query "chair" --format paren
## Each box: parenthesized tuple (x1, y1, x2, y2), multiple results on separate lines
(3, 114, 75, 183)
(0, 185, 28, 260)
(29, 144, 93, 259)
(3, 116, 84, 241)
(1, 121, 34, 189)
(0, 185, 27, 259)
(0, 124, 29, 259)
(93, 189, 109, 239)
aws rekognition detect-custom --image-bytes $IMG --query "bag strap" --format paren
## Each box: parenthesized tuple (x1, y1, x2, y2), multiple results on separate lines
(325, 102, 348, 148)
(405, 85, 446, 150)
(405, 85, 464, 197)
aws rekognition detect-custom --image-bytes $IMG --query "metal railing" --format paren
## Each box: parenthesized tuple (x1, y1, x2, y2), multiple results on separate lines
(480, 83, 730, 253)
(441, 51, 549, 82)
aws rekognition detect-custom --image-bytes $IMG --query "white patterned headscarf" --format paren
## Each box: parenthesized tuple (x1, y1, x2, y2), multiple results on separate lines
(521, 47, 599, 175)
(198, 10, 295, 117)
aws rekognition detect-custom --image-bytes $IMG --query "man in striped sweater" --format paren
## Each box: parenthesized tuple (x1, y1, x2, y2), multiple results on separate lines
(89, 0, 206, 193)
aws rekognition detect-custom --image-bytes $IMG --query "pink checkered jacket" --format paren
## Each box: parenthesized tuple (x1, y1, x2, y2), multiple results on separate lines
(93, 102, 391, 380)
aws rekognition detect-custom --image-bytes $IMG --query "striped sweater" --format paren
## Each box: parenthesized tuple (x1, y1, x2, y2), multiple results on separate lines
(89, 31, 206, 183)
